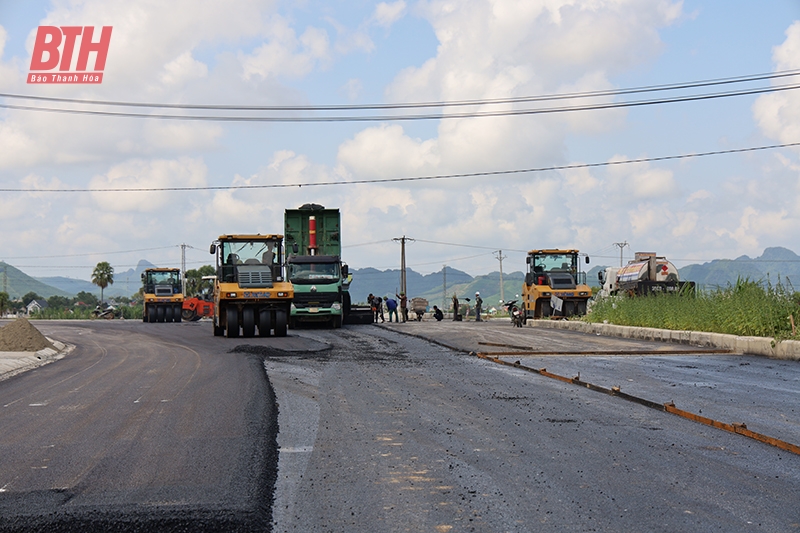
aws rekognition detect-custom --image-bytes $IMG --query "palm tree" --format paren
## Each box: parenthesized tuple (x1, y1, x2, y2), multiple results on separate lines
(92, 262, 114, 303)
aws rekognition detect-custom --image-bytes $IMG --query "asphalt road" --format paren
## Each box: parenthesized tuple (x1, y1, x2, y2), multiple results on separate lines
(267, 322, 800, 532)
(0, 319, 798, 532)
(0, 319, 294, 532)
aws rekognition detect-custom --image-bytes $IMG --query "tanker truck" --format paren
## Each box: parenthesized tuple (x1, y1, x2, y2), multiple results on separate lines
(597, 252, 694, 297)
(284, 204, 373, 328)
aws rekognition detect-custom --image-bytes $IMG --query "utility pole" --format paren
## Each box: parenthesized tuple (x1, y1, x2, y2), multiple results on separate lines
(392, 236, 414, 295)
(495, 250, 506, 302)
(442, 265, 447, 311)
(180, 243, 187, 295)
(613, 241, 629, 267)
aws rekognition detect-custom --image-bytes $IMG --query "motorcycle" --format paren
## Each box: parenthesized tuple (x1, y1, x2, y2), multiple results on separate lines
(504, 300, 524, 327)
(92, 303, 117, 320)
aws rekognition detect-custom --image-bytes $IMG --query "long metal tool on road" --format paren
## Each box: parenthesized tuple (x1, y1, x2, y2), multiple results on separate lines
(474, 351, 800, 456)
(477, 341, 733, 355)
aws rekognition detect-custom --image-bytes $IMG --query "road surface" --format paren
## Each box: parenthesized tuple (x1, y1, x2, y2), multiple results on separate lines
(0, 319, 797, 532)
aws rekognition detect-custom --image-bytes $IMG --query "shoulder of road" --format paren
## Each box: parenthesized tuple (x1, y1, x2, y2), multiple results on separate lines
(0, 338, 73, 381)
(379, 318, 800, 361)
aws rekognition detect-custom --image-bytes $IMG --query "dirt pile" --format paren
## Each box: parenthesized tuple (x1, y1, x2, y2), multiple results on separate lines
(0, 318, 55, 352)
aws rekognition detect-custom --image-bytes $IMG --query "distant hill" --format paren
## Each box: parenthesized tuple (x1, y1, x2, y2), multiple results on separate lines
(680, 247, 800, 289)
(35, 259, 156, 298)
(586, 247, 800, 291)
(349, 266, 527, 311)
(416, 270, 527, 311)
(348, 266, 473, 304)
(7, 246, 800, 302)
(0, 262, 72, 299)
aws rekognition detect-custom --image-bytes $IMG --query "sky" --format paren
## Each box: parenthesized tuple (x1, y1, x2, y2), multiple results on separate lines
(2, 0, 800, 285)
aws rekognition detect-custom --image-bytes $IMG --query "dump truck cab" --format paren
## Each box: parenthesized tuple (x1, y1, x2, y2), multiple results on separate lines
(141, 267, 184, 323)
(521, 249, 591, 319)
(210, 234, 294, 337)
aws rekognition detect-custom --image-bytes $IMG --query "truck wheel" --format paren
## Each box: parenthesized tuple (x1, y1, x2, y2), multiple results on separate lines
(259, 310, 272, 337)
(242, 307, 256, 337)
(226, 307, 239, 338)
(157, 306, 166, 323)
(213, 321, 224, 336)
(165, 306, 174, 323)
(142, 306, 148, 322)
(275, 310, 287, 337)
(148, 305, 157, 323)
(174, 304, 182, 323)
(182, 309, 196, 321)
(332, 315, 342, 329)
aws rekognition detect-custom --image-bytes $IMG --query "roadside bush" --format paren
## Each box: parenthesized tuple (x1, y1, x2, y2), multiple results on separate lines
(586, 277, 799, 339)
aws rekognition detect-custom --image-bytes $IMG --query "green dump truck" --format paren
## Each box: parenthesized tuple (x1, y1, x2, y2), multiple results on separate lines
(284, 204, 372, 327)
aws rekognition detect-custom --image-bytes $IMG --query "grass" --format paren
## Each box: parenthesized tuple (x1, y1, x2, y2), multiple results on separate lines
(585, 277, 800, 340)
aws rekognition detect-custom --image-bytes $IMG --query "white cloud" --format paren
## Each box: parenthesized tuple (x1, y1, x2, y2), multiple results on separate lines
(240, 15, 331, 80)
(88, 157, 208, 212)
(160, 51, 208, 86)
(339, 78, 363, 100)
(754, 21, 800, 146)
(606, 156, 679, 201)
(671, 211, 698, 238)
(687, 190, 713, 202)
(337, 124, 439, 179)
(372, 1, 407, 29)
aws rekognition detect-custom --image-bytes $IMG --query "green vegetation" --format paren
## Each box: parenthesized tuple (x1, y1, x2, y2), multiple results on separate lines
(92, 261, 114, 303)
(185, 265, 215, 296)
(32, 303, 143, 320)
(586, 277, 800, 339)
(10, 291, 142, 320)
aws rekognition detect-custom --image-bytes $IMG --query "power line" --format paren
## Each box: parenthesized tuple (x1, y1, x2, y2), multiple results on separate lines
(2, 245, 181, 259)
(3, 141, 798, 194)
(3, 82, 799, 122)
(413, 239, 526, 252)
(3, 68, 799, 112)
(342, 239, 393, 248)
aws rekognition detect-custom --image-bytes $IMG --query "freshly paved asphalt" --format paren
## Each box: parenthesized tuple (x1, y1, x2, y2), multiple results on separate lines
(0, 318, 797, 532)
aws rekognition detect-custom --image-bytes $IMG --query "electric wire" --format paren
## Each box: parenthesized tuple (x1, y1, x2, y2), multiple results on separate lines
(3, 82, 799, 122)
(3, 141, 798, 193)
(2, 245, 180, 260)
(5, 69, 799, 112)
(413, 239, 527, 253)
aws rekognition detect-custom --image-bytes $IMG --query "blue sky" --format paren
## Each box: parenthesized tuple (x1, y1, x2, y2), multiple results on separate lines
(1, 0, 800, 285)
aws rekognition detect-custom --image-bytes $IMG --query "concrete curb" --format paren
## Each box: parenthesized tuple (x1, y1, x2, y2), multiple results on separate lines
(527, 320, 800, 360)
(0, 337, 74, 381)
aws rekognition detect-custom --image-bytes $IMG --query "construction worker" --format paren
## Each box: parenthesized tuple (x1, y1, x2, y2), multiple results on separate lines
(474, 291, 483, 322)
(397, 291, 408, 322)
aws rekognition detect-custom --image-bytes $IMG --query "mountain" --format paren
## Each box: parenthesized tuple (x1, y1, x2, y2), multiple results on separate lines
(349, 266, 527, 311)
(414, 270, 527, 311)
(0, 262, 72, 299)
(35, 260, 156, 298)
(7, 246, 800, 303)
(348, 266, 473, 304)
(679, 246, 800, 289)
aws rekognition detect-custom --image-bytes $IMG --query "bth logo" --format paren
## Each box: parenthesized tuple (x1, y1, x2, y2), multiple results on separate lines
(28, 26, 112, 84)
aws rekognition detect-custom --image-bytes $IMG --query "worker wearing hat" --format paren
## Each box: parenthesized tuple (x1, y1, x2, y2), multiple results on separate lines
(396, 291, 408, 322)
(474, 291, 483, 322)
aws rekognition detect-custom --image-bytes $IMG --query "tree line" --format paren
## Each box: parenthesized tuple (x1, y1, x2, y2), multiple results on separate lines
(0, 262, 216, 318)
